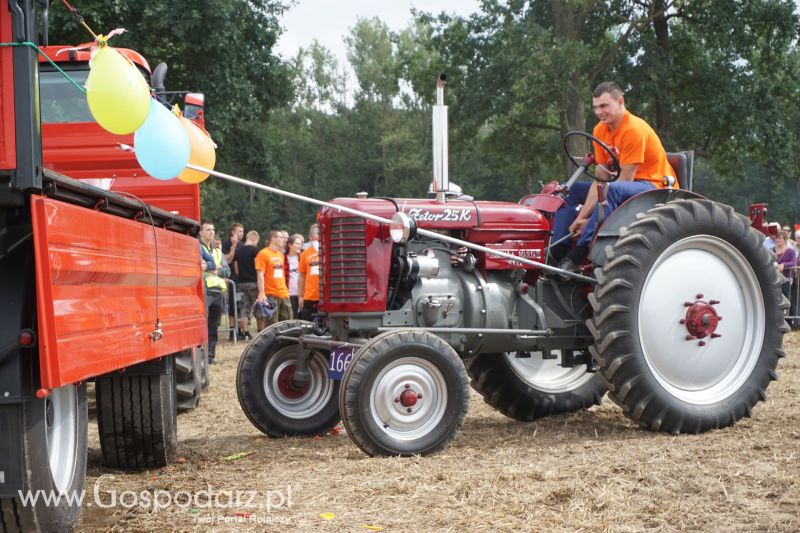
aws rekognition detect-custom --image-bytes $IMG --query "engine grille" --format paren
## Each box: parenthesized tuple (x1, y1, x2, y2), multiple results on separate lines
(324, 216, 367, 303)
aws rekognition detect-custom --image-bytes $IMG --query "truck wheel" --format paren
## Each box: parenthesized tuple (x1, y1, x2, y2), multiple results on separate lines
(0, 384, 88, 533)
(198, 345, 210, 392)
(339, 330, 470, 456)
(175, 348, 201, 412)
(467, 351, 605, 421)
(236, 320, 340, 437)
(96, 364, 178, 469)
(588, 199, 787, 434)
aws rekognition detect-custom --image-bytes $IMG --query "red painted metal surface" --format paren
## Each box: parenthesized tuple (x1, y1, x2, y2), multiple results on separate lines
(0, 11, 16, 170)
(318, 197, 550, 313)
(42, 122, 201, 218)
(30, 195, 206, 389)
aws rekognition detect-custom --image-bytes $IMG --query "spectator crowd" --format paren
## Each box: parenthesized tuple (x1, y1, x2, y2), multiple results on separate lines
(199, 220, 321, 361)
(764, 225, 800, 328)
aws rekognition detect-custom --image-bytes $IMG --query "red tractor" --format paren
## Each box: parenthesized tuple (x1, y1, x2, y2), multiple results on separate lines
(236, 77, 787, 457)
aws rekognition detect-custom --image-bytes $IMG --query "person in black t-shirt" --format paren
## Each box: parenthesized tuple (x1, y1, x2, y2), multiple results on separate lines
(222, 223, 244, 339)
(233, 230, 260, 340)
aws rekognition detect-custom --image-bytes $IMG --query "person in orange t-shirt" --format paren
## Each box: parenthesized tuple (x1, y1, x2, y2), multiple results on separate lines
(550, 81, 676, 274)
(297, 223, 321, 320)
(255, 230, 292, 330)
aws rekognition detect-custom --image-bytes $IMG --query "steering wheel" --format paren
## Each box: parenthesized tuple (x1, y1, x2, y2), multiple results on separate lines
(562, 131, 621, 182)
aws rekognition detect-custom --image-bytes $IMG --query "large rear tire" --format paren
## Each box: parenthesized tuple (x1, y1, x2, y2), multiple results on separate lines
(588, 199, 787, 433)
(236, 320, 340, 437)
(468, 351, 605, 421)
(340, 330, 470, 457)
(0, 384, 88, 533)
(95, 362, 178, 469)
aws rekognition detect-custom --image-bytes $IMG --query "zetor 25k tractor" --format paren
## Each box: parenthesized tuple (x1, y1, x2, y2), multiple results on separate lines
(236, 78, 787, 457)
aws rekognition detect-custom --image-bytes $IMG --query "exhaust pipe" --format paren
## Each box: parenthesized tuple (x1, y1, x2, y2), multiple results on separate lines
(432, 74, 448, 203)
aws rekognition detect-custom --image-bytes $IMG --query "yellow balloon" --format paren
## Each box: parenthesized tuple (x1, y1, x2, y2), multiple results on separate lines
(177, 117, 216, 184)
(86, 47, 151, 135)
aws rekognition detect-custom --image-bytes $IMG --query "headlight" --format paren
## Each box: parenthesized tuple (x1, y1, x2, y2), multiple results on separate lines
(389, 212, 417, 244)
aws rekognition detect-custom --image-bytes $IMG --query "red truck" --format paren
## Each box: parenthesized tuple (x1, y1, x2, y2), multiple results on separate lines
(0, 2, 207, 531)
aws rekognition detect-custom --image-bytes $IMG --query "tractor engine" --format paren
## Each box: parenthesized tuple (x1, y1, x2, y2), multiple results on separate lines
(316, 196, 590, 356)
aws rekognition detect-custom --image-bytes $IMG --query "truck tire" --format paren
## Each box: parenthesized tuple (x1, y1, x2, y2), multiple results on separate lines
(236, 320, 340, 437)
(95, 365, 178, 469)
(588, 199, 787, 434)
(175, 348, 201, 412)
(0, 384, 88, 533)
(467, 351, 605, 421)
(340, 330, 470, 456)
(198, 345, 210, 392)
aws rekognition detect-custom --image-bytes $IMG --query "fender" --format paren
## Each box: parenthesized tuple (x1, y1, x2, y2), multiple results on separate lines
(588, 187, 705, 267)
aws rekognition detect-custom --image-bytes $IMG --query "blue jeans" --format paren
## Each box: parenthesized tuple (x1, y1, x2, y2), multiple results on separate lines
(552, 180, 656, 248)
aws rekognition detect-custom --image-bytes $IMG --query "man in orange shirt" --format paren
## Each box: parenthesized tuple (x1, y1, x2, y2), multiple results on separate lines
(550, 81, 676, 273)
(297, 223, 321, 320)
(255, 230, 292, 330)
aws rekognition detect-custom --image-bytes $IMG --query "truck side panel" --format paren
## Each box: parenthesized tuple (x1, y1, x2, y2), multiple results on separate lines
(30, 195, 206, 389)
(0, 12, 15, 171)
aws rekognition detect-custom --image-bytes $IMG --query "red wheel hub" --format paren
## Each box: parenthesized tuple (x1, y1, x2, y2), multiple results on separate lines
(399, 389, 418, 407)
(277, 364, 310, 399)
(682, 296, 721, 340)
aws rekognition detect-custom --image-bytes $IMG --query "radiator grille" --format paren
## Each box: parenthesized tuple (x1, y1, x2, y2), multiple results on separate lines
(324, 217, 367, 303)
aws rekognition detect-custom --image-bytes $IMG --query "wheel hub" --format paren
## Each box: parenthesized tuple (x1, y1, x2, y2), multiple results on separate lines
(398, 388, 420, 408)
(277, 365, 310, 399)
(682, 295, 722, 341)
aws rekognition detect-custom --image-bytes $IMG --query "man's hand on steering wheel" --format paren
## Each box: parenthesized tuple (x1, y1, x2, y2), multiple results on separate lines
(562, 131, 621, 182)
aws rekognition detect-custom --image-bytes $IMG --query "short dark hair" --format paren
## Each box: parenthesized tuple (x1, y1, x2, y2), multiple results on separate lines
(200, 220, 214, 228)
(268, 229, 281, 241)
(592, 81, 624, 99)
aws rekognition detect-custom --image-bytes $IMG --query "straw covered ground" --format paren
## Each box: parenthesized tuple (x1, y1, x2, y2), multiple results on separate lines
(78, 331, 800, 532)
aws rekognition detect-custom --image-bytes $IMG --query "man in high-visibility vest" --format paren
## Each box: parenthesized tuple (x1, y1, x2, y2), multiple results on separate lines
(200, 221, 230, 364)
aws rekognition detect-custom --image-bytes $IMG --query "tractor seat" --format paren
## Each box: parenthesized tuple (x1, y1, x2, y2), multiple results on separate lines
(666, 151, 694, 191)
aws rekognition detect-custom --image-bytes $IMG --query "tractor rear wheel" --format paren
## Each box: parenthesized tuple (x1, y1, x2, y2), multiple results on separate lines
(588, 199, 787, 434)
(236, 320, 340, 437)
(468, 351, 605, 421)
(340, 330, 470, 456)
(0, 384, 88, 533)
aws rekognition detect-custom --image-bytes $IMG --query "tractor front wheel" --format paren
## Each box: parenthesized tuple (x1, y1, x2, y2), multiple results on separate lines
(340, 330, 470, 456)
(588, 199, 787, 433)
(236, 320, 340, 437)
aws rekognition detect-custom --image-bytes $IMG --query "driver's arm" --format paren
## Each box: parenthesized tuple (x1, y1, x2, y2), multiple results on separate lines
(570, 162, 640, 235)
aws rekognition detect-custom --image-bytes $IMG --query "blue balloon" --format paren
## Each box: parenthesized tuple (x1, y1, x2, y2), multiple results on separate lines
(134, 99, 191, 180)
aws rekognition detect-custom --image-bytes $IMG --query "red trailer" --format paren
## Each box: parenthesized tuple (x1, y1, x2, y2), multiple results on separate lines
(0, 2, 206, 531)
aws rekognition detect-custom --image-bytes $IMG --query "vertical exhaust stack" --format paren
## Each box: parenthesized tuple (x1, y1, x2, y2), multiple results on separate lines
(432, 74, 449, 203)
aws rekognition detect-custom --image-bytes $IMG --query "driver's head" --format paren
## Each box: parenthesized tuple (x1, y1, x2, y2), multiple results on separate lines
(592, 81, 626, 129)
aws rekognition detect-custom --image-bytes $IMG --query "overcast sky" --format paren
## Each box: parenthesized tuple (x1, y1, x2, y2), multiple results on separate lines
(275, 0, 480, 64)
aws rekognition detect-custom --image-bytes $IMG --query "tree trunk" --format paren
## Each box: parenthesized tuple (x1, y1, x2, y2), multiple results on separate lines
(552, 0, 590, 175)
(653, 0, 672, 138)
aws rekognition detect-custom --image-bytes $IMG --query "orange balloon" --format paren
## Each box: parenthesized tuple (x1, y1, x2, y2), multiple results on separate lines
(177, 117, 216, 184)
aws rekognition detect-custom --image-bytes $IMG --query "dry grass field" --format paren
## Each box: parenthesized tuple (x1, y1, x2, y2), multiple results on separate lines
(77, 331, 800, 532)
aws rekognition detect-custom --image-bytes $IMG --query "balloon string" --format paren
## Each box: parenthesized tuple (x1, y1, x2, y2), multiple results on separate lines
(0, 41, 86, 94)
(60, 0, 100, 41)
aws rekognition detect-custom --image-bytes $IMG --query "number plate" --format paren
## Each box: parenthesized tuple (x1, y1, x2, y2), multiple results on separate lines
(328, 346, 353, 380)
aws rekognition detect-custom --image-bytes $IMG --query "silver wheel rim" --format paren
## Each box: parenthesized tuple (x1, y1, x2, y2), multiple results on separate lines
(369, 357, 448, 441)
(504, 351, 595, 393)
(262, 346, 334, 418)
(638, 235, 764, 405)
(45, 385, 79, 493)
